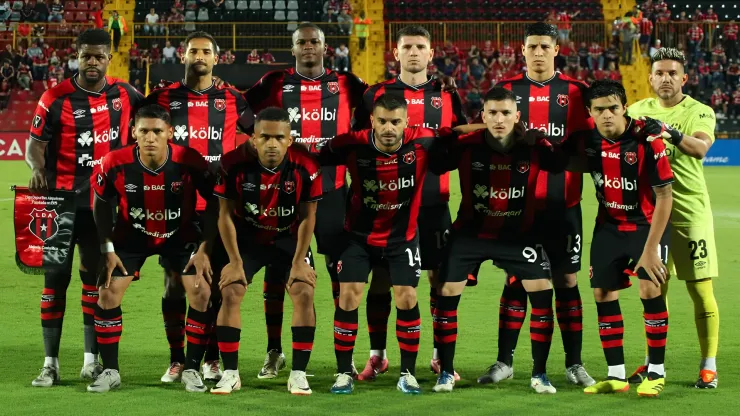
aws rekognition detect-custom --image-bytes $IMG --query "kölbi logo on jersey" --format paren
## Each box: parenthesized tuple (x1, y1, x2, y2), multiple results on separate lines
(363, 177, 414, 192)
(592, 173, 637, 190)
(173, 125, 223, 141)
(287, 107, 337, 122)
(530, 123, 565, 138)
(129, 207, 181, 221)
(77, 127, 120, 146)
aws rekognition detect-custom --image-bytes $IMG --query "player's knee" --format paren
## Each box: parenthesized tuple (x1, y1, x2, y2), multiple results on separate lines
(221, 284, 246, 306)
(552, 272, 578, 288)
(97, 287, 122, 309)
(163, 271, 185, 298)
(592, 288, 617, 302)
(638, 280, 662, 299)
(438, 282, 465, 297)
(338, 285, 363, 310)
(44, 270, 72, 290)
(186, 282, 211, 310)
(427, 269, 439, 287)
(393, 287, 418, 309)
(288, 282, 314, 308)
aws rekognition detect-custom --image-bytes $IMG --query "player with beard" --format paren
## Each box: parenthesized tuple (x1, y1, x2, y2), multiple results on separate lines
(145, 31, 249, 384)
(27, 29, 144, 387)
(627, 48, 721, 389)
(352, 25, 468, 382)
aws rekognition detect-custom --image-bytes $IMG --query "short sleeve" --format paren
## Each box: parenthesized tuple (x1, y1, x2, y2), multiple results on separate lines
(93, 157, 118, 201)
(29, 90, 58, 142)
(352, 85, 375, 131)
(301, 156, 323, 203)
(689, 108, 716, 143)
(646, 140, 674, 187)
(320, 130, 365, 165)
(188, 152, 215, 201)
(213, 162, 238, 201)
(450, 91, 468, 127)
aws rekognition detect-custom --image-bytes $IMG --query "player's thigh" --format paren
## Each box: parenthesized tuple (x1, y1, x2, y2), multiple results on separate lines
(314, 187, 347, 258)
(667, 223, 718, 281)
(337, 239, 372, 284)
(264, 243, 316, 284)
(98, 247, 147, 295)
(626, 225, 670, 282)
(417, 203, 452, 271)
(589, 224, 632, 291)
(74, 210, 100, 272)
(384, 239, 422, 288)
(540, 204, 583, 277)
(492, 240, 552, 283)
(438, 232, 486, 285)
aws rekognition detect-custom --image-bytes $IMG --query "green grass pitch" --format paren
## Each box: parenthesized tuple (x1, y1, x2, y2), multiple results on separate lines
(0, 162, 738, 415)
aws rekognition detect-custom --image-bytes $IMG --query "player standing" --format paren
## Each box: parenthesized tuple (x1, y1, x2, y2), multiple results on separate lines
(485, 22, 594, 387)
(26, 29, 144, 387)
(574, 80, 672, 397)
(352, 25, 468, 381)
(627, 48, 721, 389)
(431, 87, 564, 394)
(209, 108, 322, 395)
(322, 95, 443, 395)
(145, 31, 249, 384)
(243, 23, 367, 379)
(86, 105, 216, 393)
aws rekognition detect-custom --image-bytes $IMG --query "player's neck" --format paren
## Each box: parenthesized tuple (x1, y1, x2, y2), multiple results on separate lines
(527, 69, 556, 82)
(185, 73, 213, 91)
(296, 64, 324, 79)
(373, 134, 402, 154)
(657, 91, 685, 108)
(399, 70, 428, 87)
(139, 152, 167, 171)
(484, 130, 514, 152)
(258, 155, 284, 170)
(75, 73, 105, 92)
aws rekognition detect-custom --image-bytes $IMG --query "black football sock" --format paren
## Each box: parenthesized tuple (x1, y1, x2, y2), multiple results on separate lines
(528, 289, 554, 376)
(555, 285, 583, 367)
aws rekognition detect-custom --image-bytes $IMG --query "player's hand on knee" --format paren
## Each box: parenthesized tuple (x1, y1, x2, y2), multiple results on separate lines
(219, 262, 247, 290)
(634, 251, 667, 287)
(185, 250, 213, 288)
(287, 261, 316, 289)
(104, 252, 127, 288)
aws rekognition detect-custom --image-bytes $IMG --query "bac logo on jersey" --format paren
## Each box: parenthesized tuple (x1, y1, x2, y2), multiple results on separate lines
(517, 161, 530, 173)
(28, 208, 59, 242)
(214, 99, 226, 111)
(327, 82, 339, 94)
(33, 115, 42, 129)
(431, 97, 443, 109)
(283, 181, 295, 194)
(402, 152, 416, 164)
(557, 94, 569, 107)
(112, 98, 122, 111)
(624, 152, 637, 165)
(171, 181, 183, 194)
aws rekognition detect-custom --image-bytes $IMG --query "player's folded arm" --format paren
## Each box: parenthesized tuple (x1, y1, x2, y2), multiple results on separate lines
(428, 131, 461, 175)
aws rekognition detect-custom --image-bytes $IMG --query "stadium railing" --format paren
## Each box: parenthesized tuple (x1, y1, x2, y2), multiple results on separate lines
(654, 21, 729, 51)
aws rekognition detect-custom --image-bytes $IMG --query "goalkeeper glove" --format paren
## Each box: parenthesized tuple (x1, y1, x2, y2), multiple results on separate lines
(638, 116, 683, 146)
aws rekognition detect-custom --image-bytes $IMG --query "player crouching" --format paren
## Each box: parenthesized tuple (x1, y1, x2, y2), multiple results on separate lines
(87, 105, 217, 393)
(574, 81, 673, 397)
(210, 107, 322, 395)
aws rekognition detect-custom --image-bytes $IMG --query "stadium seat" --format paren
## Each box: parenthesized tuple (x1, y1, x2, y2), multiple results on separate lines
(186, 0, 197, 10)
(64, 0, 76, 11)
(74, 11, 88, 22)
(287, 10, 298, 20)
(12, 1, 23, 11)
(249, 0, 260, 9)
(78, 1, 89, 10)
(287, 0, 298, 10)
(197, 7, 209, 21)
(185, 10, 196, 21)
(287, 21, 298, 32)
(262, 0, 273, 9)
(274, 10, 286, 20)
(64, 11, 75, 21)
(236, 0, 248, 10)
(225, 0, 235, 10)
(274, 0, 286, 8)
(9, 11, 20, 21)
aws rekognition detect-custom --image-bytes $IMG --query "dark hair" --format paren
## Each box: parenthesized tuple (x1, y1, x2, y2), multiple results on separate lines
(373, 94, 407, 112)
(294, 22, 325, 39)
(524, 22, 558, 43)
(135, 104, 171, 125)
(184, 31, 219, 53)
(396, 25, 432, 44)
(76, 29, 111, 50)
(255, 107, 290, 124)
(650, 47, 686, 69)
(484, 86, 517, 103)
(586, 79, 627, 107)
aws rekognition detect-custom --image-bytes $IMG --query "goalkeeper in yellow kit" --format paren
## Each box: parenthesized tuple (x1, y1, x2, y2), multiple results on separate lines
(627, 48, 720, 389)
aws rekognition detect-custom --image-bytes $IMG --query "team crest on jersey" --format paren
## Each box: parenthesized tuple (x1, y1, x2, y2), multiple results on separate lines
(517, 161, 530, 173)
(402, 152, 416, 164)
(214, 99, 226, 111)
(112, 98, 122, 111)
(171, 181, 183, 194)
(283, 180, 295, 194)
(337, 260, 343, 273)
(557, 94, 569, 107)
(28, 209, 59, 242)
(327, 82, 339, 94)
(431, 96, 443, 109)
(624, 152, 637, 165)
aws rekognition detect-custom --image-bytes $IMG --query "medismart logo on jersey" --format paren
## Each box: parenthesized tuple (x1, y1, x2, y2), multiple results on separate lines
(529, 123, 565, 138)
(363, 177, 414, 192)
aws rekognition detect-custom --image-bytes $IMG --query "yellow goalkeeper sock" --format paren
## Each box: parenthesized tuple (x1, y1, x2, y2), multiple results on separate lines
(686, 279, 719, 363)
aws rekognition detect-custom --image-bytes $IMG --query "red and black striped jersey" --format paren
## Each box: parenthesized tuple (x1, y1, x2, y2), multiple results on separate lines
(29, 76, 144, 209)
(495, 72, 592, 211)
(354, 76, 468, 206)
(431, 130, 566, 239)
(576, 118, 674, 231)
(244, 68, 367, 193)
(319, 127, 439, 248)
(93, 143, 214, 250)
(213, 144, 323, 245)
(144, 80, 249, 210)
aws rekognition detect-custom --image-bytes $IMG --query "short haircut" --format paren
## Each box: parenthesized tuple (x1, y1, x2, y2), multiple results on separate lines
(135, 104, 171, 125)
(255, 107, 290, 124)
(524, 22, 558, 43)
(484, 87, 517, 104)
(184, 31, 220, 54)
(293, 22, 325, 44)
(586, 79, 627, 107)
(650, 47, 686, 69)
(373, 94, 407, 112)
(396, 25, 432, 44)
(76, 29, 111, 51)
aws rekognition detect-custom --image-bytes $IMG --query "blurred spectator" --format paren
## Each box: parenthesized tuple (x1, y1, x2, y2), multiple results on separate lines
(212, 0, 225, 12)
(247, 49, 260, 64)
(730, 85, 740, 118)
(566, 49, 579, 74)
(727, 62, 740, 90)
(712, 44, 726, 65)
(686, 22, 704, 64)
(723, 20, 738, 62)
(57, 19, 71, 36)
(481, 40, 496, 68)
(684, 67, 700, 97)
(49, 50, 60, 67)
(130, 43, 142, 69)
(162, 41, 177, 63)
(33, 0, 48, 22)
(606, 62, 622, 81)
(1, 61, 14, 86)
(466, 87, 483, 115)
(335, 43, 349, 72)
(17, 23, 31, 46)
(91, 7, 103, 29)
(0, 79, 10, 112)
(0, 45, 15, 65)
(556, 10, 579, 42)
(385, 60, 398, 79)
(604, 41, 619, 70)
(220, 49, 235, 64)
(588, 41, 603, 70)
(261, 49, 275, 64)
(133, 78, 144, 94)
(48, 0, 63, 22)
(324, 44, 335, 69)
(439, 56, 458, 78)
(340, 0, 351, 14)
(108, 11, 128, 52)
(638, 17, 653, 57)
(27, 41, 43, 61)
(577, 41, 589, 68)
(32, 52, 48, 81)
(704, 7, 718, 41)
(21, 0, 34, 21)
(67, 53, 79, 73)
(337, 9, 353, 35)
(144, 8, 163, 35)
(354, 11, 371, 51)
(167, 7, 185, 34)
(499, 41, 514, 66)
(621, 14, 637, 64)
(176, 42, 185, 60)
(698, 59, 710, 89)
(33, 23, 46, 39)
(710, 87, 728, 116)
(173, 0, 185, 13)
(17, 63, 31, 91)
(649, 39, 662, 58)
(443, 40, 459, 61)
(468, 45, 480, 63)
(466, 57, 485, 89)
(149, 43, 161, 64)
(709, 56, 724, 88)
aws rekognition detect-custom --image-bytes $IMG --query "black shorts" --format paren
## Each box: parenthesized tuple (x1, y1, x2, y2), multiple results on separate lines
(315, 186, 347, 257)
(417, 203, 452, 270)
(589, 222, 670, 291)
(104, 239, 197, 285)
(51, 209, 98, 273)
(159, 210, 203, 270)
(440, 232, 551, 284)
(538, 204, 583, 275)
(337, 236, 421, 287)
(211, 237, 315, 285)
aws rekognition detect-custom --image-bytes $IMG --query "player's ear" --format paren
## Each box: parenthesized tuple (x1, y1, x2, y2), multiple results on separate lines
(553, 44, 560, 56)
(393, 47, 400, 62)
(514, 110, 521, 123)
(681, 72, 689, 86)
(167, 125, 173, 141)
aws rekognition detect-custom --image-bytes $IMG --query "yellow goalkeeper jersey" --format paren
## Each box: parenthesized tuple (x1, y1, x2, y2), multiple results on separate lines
(627, 95, 715, 227)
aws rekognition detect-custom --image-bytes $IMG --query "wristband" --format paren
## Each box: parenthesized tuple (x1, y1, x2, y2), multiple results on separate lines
(100, 242, 115, 253)
(670, 130, 684, 146)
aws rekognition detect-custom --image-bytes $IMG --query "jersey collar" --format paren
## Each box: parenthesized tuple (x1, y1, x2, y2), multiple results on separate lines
(525, 71, 559, 87)
(599, 117, 634, 144)
(135, 143, 172, 175)
(370, 129, 404, 156)
(293, 67, 328, 81)
(72, 74, 108, 95)
(180, 78, 215, 95)
(259, 154, 288, 174)
(395, 74, 434, 90)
